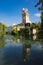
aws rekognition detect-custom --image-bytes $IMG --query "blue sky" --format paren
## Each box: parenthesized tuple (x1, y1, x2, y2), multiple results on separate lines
(0, 0, 41, 26)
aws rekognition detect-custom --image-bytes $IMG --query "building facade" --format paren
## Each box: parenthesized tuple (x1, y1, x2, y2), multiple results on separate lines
(22, 8, 31, 26)
(12, 8, 32, 31)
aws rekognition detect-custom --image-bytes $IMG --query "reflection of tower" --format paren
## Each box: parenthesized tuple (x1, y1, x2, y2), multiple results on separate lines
(24, 44, 31, 61)
(22, 8, 31, 26)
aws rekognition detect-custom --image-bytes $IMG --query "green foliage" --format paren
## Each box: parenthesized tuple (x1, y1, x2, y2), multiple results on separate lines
(11, 28, 19, 36)
(18, 23, 23, 26)
(19, 28, 29, 38)
(30, 23, 36, 29)
(35, 0, 43, 39)
(36, 22, 41, 28)
(0, 22, 7, 37)
(0, 38, 6, 48)
(30, 22, 41, 31)
(24, 28, 29, 38)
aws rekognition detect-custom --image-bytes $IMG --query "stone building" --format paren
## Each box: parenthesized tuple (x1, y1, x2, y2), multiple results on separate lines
(12, 8, 31, 31)
(22, 8, 31, 25)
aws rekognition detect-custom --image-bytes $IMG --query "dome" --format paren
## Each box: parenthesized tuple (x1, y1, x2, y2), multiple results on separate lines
(22, 8, 25, 11)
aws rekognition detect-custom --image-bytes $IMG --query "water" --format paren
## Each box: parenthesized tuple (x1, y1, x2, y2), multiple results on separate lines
(0, 35, 43, 65)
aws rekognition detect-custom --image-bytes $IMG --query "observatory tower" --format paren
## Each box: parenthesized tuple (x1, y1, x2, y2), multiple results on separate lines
(22, 8, 31, 26)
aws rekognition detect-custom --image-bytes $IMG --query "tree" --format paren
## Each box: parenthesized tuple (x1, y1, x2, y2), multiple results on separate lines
(30, 23, 36, 29)
(24, 28, 29, 38)
(11, 28, 19, 36)
(35, 0, 43, 39)
(0, 22, 7, 37)
(19, 28, 29, 38)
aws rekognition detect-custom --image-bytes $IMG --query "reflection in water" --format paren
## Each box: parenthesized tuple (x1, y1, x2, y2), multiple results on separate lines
(2, 39, 24, 65)
(30, 43, 43, 65)
(24, 44, 31, 61)
(11, 37, 21, 43)
(0, 38, 6, 48)
(0, 49, 3, 65)
(0, 36, 43, 65)
(33, 35, 37, 40)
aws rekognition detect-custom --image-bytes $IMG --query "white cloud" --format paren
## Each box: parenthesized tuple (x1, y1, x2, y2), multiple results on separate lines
(34, 13, 41, 17)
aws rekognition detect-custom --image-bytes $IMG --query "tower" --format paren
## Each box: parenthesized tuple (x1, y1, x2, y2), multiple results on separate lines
(22, 8, 31, 26)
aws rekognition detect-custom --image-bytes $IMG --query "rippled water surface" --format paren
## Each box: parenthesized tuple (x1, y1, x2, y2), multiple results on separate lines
(0, 35, 43, 65)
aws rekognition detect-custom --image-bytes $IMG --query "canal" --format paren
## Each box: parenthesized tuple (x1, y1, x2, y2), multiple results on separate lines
(0, 35, 43, 65)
